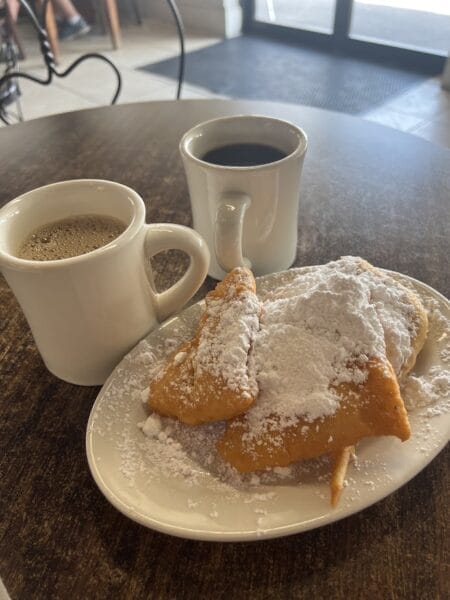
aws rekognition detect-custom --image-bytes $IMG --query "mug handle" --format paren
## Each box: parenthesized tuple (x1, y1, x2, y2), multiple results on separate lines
(214, 192, 252, 273)
(144, 224, 210, 322)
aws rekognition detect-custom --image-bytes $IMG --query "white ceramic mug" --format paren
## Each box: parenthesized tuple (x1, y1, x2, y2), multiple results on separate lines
(180, 115, 308, 280)
(0, 179, 210, 385)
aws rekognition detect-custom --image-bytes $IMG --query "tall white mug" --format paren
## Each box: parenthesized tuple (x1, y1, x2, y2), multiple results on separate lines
(0, 179, 210, 385)
(180, 115, 308, 280)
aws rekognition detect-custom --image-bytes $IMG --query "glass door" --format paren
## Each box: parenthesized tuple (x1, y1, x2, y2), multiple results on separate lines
(246, 0, 446, 71)
(350, 0, 450, 55)
(254, 0, 337, 34)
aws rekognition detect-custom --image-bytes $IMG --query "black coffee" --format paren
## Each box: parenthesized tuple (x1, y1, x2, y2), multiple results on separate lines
(202, 143, 287, 167)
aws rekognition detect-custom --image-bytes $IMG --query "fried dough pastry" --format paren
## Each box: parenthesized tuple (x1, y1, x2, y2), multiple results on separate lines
(330, 446, 354, 507)
(217, 358, 411, 472)
(147, 338, 197, 424)
(147, 256, 428, 507)
(148, 267, 261, 425)
(357, 260, 428, 380)
(267, 256, 428, 381)
(217, 257, 426, 481)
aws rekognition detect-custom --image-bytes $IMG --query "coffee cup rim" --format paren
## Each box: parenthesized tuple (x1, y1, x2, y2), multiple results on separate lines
(179, 114, 308, 171)
(0, 179, 145, 271)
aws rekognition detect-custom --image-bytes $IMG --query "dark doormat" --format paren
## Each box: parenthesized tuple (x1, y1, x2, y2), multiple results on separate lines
(139, 35, 439, 115)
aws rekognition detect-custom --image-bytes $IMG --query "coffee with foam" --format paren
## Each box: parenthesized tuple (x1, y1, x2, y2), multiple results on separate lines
(18, 214, 126, 261)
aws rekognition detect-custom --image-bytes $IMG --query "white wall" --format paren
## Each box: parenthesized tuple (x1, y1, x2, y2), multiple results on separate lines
(138, 0, 244, 38)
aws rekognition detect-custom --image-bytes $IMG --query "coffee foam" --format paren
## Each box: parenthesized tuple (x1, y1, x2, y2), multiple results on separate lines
(18, 214, 126, 261)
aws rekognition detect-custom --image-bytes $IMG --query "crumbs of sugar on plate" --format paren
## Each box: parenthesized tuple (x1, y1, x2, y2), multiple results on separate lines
(244, 492, 277, 504)
(254, 508, 268, 515)
(138, 413, 163, 437)
(272, 466, 293, 478)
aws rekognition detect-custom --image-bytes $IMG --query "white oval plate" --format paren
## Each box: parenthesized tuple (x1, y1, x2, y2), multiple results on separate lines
(86, 268, 449, 541)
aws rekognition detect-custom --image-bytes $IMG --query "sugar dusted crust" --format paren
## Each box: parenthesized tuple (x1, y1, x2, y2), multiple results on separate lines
(217, 358, 411, 472)
(147, 338, 197, 424)
(148, 267, 261, 425)
(361, 261, 428, 380)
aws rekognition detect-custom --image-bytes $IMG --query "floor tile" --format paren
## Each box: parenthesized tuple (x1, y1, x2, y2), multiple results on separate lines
(52, 62, 167, 105)
(410, 113, 450, 149)
(180, 82, 225, 99)
(380, 77, 450, 120)
(363, 107, 426, 133)
(14, 77, 96, 121)
(116, 75, 177, 103)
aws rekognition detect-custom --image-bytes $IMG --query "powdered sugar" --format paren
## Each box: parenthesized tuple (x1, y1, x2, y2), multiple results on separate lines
(360, 274, 419, 375)
(267, 257, 421, 377)
(401, 293, 450, 416)
(138, 412, 163, 437)
(402, 368, 450, 415)
(238, 256, 424, 441)
(249, 323, 341, 427)
(195, 288, 260, 397)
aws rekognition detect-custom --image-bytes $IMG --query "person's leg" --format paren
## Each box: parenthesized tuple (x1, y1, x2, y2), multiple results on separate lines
(5, 0, 20, 23)
(52, 0, 90, 40)
(51, 0, 79, 20)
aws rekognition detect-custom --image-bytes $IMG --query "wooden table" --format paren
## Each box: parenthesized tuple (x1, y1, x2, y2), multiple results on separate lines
(0, 100, 448, 599)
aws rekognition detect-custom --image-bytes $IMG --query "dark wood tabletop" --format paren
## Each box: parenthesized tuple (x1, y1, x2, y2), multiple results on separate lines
(0, 100, 449, 600)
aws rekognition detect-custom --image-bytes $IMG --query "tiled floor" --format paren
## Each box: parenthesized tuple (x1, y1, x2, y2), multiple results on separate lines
(3, 18, 223, 121)
(3, 17, 450, 149)
(363, 78, 450, 148)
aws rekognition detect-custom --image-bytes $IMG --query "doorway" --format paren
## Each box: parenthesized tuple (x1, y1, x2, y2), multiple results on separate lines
(244, 0, 447, 71)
